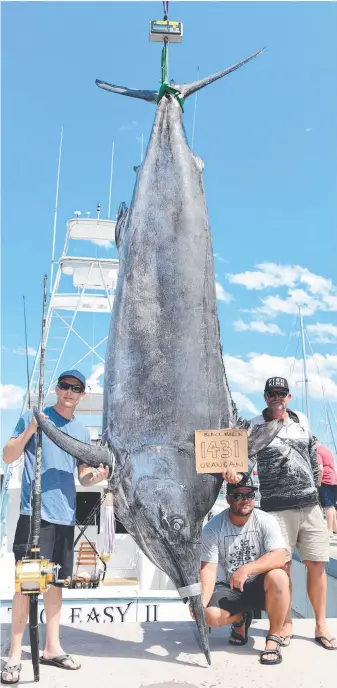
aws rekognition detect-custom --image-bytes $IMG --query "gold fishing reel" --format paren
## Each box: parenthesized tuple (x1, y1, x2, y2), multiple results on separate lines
(15, 556, 70, 594)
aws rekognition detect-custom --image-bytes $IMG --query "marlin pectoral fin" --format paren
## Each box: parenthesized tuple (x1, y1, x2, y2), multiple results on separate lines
(95, 79, 158, 103)
(179, 47, 266, 99)
(33, 407, 112, 469)
(246, 418, 283, 457)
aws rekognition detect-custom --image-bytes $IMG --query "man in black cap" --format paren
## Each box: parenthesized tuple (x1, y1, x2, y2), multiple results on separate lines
(222, 376, 336, 651)
(196, 476, 290, 665)
(2, 370, 110, 683)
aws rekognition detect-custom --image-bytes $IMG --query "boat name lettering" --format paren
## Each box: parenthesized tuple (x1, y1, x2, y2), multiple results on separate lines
(6, 602, 159, 624)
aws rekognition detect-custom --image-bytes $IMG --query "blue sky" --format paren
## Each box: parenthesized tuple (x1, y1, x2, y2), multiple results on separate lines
(1, 1, 337, 451)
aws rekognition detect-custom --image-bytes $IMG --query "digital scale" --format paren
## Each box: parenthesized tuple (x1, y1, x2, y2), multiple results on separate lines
(149, 20, 183, 43)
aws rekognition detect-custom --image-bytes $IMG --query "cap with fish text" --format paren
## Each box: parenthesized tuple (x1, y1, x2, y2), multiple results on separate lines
(264, 377, 289, 393)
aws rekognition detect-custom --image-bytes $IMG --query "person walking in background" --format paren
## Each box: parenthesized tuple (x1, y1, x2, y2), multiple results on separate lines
(315, 437, 337, 539)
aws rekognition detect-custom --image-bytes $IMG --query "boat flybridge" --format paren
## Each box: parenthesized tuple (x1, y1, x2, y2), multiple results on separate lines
(0, 210, 229, 614)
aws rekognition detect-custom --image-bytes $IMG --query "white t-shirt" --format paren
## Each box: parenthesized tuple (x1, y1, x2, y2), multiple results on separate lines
(201, 507, 286, 584)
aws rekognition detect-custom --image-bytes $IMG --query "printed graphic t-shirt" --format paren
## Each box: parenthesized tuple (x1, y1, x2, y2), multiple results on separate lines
(201, 507, 286, 585)
(248, 409, 320, 512)
(12, 406, 91, 526)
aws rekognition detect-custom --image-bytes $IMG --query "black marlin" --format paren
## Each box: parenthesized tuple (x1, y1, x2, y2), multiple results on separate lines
(34, 48, 282, 664)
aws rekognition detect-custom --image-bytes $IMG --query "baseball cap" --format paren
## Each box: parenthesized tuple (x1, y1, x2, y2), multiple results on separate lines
(264, 377, 289, 394)
(58, 369, 86, 389)
(226, 475, 257, 496)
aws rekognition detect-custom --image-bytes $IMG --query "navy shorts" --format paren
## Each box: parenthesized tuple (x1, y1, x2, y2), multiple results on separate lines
(207, 575, 266, 615)
(13, 515, 74, 584)
(319, 484, 337, 509)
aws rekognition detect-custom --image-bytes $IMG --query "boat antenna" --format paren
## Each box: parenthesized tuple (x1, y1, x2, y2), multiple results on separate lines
(299, 306, 310, 422)
(28, 273, 48, 682)
(50, 127, 63, 296)
(23, 295, 31, 409)
(108, 140, 115, 219)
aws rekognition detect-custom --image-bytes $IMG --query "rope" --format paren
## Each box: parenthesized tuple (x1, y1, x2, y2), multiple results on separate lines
(163, 1, 169, 20)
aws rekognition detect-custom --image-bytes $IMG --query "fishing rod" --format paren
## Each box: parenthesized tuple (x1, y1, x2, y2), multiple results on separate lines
(29, 274, 47, 681)
(15, 276, 58, 683)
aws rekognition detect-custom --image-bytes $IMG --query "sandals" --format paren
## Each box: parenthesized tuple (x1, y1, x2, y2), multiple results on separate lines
(315, 636, 337, 650)
(1, 664, 22, 685)
(229, 611, 253, 646)
(280, 634, 293, 647)
(39, 654, 81, 670)
(260, 634, 283, 665)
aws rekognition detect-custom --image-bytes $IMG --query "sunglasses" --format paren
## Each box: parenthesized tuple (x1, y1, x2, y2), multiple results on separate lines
(230, 492, 255, 501)
(266, 390, 288, 398)
(58, 381, 84, 393)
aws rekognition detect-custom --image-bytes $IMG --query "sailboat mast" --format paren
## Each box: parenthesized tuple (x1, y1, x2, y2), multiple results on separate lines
(299, 306, 310, 421)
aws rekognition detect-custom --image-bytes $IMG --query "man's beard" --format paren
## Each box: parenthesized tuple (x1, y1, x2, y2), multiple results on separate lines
(267, 400, 286, 418)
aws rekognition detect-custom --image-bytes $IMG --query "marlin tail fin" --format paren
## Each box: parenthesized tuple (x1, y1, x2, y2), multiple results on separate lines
(179, 48, 266, 99)
(95, 80, 157, 103)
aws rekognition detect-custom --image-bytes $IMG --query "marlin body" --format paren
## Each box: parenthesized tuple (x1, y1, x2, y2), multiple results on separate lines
(35, 48, 281, 664)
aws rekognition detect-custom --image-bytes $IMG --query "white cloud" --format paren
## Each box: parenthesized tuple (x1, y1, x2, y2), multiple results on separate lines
(232, 391, 258, 417)
(90, 239, 113, 249)
(227, 263, 299, 290)
(0, 384, 25, 410)
(215, 282, 233, 303)
(13, 346, 37, 357)
(233, 320, 284, 336)
(223, 352, 337, 402)
(307, 323, 337, 344)
(254, 290, 320, 318)
(227, 263, 333, 295)
(86, 363, 105, 392)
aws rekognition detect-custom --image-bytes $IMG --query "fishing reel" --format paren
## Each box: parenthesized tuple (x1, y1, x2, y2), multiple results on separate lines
(15, 557, 71, 594)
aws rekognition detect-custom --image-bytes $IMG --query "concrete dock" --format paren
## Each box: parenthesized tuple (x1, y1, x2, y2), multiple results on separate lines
(1, 618, 336, 688)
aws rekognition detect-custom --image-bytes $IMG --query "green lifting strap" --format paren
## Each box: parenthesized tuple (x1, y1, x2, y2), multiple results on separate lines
(157, 41, 185, 111)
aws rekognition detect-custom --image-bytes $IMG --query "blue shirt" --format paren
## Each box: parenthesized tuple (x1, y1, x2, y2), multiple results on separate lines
(12, 406, 91, 526)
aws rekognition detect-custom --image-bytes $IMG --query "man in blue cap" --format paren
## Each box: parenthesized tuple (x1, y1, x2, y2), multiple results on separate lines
(2, 370, 109, 683)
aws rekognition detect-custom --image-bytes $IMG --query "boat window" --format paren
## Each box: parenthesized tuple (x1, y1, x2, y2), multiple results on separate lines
(76, 492, 101, 532)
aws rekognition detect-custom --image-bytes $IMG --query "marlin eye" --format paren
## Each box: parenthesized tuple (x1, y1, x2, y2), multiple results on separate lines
(171, 518, 184, 532)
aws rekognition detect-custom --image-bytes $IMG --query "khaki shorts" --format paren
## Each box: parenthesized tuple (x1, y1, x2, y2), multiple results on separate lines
(269, 505, 330, 563)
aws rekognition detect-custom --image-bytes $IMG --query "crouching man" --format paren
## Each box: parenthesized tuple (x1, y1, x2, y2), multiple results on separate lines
(196, 477, 290, 665)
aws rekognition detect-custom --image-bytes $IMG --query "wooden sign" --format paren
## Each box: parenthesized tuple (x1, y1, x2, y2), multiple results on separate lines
(194, 428, 248, 474)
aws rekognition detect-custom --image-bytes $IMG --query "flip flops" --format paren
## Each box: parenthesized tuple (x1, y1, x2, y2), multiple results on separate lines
(39, 654, 81, 670)
(315, 636, 337, 650)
